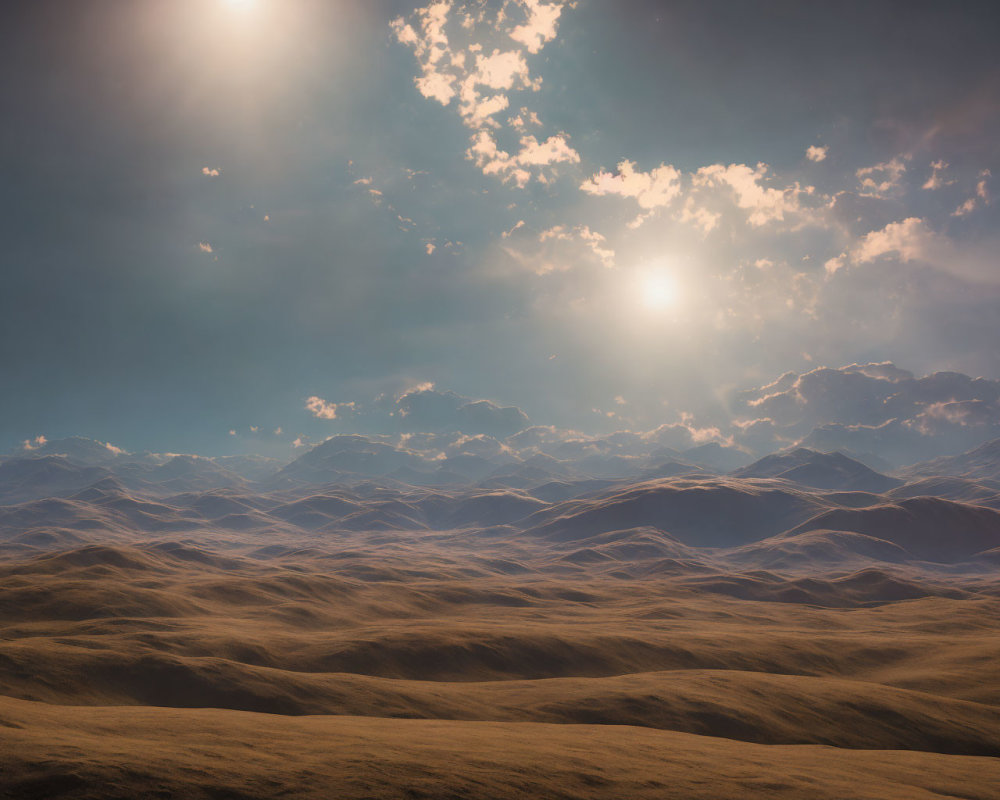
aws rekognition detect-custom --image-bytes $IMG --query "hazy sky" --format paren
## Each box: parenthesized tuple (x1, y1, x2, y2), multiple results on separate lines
(2, 0, 999, 454)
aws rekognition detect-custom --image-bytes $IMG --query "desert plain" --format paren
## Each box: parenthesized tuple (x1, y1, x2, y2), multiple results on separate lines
(0, 437, 999, 798)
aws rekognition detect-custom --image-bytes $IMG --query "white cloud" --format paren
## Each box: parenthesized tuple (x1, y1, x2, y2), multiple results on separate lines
(852, 217, 936, 263)
(922, 160, 953, 190)
(22, 435, 46, 451)
(515, 133, 579, 167)
(305, 396, 356, 420)
(508, 108, 542, 129)
(840, 216, 1000, 285)
(467, 130, 579, 187)
(502, 220, 526, 238)
(693, 162, 800, 226)
(472, 49, 533, 90)
(856, 156, 907, 197)
(537, 225, 614, 268)
(505, 222, 615, 274)
(952, 169, 992, 216)
(394, 0, 576, 187)
(508, 0, 569, 54)
(952, 197, 978, 217)
(392, 2, 458, 105)
(580, 160, 682, 211)
(805, 145, 828, 162)
(678, 197, 721, 234)
(824, 253, 846, 275)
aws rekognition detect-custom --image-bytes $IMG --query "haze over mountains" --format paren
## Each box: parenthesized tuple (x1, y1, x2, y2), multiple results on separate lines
(3, 393, 1000, 797)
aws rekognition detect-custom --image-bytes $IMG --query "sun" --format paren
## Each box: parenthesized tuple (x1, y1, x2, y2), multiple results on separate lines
(639, 272, 678, 310)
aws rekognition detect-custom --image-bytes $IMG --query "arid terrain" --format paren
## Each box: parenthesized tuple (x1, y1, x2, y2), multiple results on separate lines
(1, 437, 999, 798)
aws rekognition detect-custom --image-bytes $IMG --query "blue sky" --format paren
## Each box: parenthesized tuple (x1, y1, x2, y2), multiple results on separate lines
(2, 0, 999, 455)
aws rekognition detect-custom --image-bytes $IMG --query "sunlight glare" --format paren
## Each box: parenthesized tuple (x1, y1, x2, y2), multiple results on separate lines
(640, 272, 678, 311)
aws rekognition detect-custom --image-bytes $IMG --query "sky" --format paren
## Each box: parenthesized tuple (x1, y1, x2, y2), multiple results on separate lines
(2, 0, 999, 456)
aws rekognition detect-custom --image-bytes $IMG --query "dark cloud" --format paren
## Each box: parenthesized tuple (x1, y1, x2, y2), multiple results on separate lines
(399, 391, 531, 438)
(735, 363, 1000, 465)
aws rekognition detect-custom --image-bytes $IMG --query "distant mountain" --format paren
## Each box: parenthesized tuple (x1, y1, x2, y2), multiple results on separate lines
(17, 436, 125, 466)
(273, 435, 431, 485)
(888, 477, 1000, 509)
(524, 478, 829, 547)
(213, 455, 285, 482)
(680, 443, 752, 473)
(784, 497, 1000, 562)
(0, 456, 112, 504)
(900, 438, 1000, 483)
(733, 449, 901, 493)
(107, 456, 247, 493)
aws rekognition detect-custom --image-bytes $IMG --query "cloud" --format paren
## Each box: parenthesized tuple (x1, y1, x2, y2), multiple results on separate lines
(580, 160, 682, 213)
(280, 363, 1000, 477)
(693, 163, 802, 226)
(393, 0, 578, 186)
(503, 221, 614, 273)
(467, 130, 579, 187)
(952, 169, 991, 216)
(735, 362, 1000, 465)
(508, 108, 541, 129)
(22, 435, 47, 451)
(537, 224, 614, 268)
(395, 387, 531, 437)
(502, 220, 525, 238)
(856, 156, 907, 197)
(391, 1, 456, 105)
(198, 242, 213, 253)
(303, 383, 532, 440)
(805, 145, 828, 162)
(678, 197, 721, 234)
(470, 49, 533, 91)
(922, 160, 952, 190)
(836, 216, 1000, 285)
(201, 167, 221, 177)
(306, 396, 356, 420)
(852, 217, 937, 263)
(952, 197, 978, 217)
(508, 0, 570, 54)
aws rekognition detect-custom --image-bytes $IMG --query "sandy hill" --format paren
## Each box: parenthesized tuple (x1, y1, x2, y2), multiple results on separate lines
(524, 478, 830, 546)
(2, 458, 1000, 799)
(783, 496, 1000, 562)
